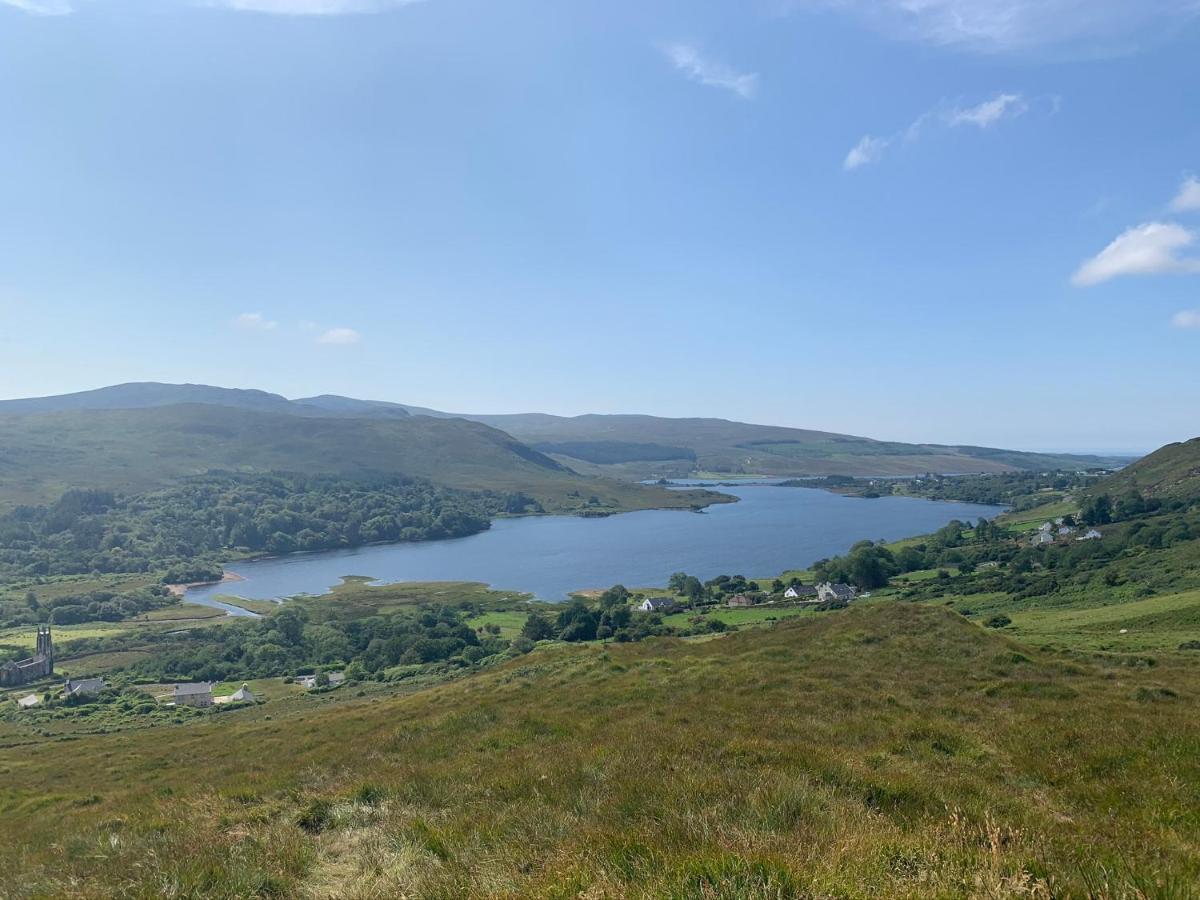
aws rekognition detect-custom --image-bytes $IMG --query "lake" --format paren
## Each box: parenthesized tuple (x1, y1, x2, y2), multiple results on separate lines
(185, 485, 1005, 611)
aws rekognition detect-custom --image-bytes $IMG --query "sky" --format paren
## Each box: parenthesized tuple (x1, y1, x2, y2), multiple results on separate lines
(1, 0, 1198, 454)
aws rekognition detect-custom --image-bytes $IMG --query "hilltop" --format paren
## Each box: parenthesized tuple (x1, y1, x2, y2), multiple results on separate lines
(0, 602, 1195, 897)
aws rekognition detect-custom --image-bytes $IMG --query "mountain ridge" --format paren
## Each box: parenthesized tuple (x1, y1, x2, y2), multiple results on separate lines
(0, 382, 1134, 479)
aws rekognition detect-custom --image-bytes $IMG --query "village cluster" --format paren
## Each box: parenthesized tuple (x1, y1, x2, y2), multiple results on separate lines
(1030, 517, 1103, 546)
(635, 580, 858, 614)
(2, 624, 347, 711)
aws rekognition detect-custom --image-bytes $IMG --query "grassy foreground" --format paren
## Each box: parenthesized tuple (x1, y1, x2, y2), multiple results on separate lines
(1, 603, 1197, 898)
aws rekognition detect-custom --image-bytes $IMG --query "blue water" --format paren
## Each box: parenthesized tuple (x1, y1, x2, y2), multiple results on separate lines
(185, 485, 1003, 608)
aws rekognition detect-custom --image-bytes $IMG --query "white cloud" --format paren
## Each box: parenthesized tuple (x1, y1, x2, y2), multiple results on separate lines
(211, 0, 421, 14)
(0, 0, 74, 14)
(843, 135, 890, 171)
(1170, 176, 1200, 213)
(664, 43, 758, 100)
(234, 312, 279, 332)
(1072, 222, 1200, 286)
(1171, 309, 1200, 329)
(947, 93, 1027, 128)
(786, 1, 1200, 55)
(843, 92, 1026, 171)
(317, 327, 361, 345)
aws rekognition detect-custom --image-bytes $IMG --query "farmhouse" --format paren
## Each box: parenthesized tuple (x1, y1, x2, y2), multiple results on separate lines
(0, 626, 54, 689)
(64, 678, 106, 699)
(1032, 531, 1055, 546)
(784, 585, 818, 599)
(173, 682, 214, 708)
(638, 597, 678, 613)
(726, 594, 755, 608)
(816, 582, 857, 603)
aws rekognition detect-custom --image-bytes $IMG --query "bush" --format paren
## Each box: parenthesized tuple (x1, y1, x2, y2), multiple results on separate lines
(985, 614, 1012, 629)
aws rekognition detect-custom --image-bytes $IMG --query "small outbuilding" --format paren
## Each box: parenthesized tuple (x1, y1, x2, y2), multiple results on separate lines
(229, 683, 258, 704)
(64, 677, 106, 698)
(15, 693, 40, 709)
(726, 594, 756, 608)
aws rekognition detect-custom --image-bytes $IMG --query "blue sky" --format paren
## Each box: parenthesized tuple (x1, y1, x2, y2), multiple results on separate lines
(1, 0, 1198, 453)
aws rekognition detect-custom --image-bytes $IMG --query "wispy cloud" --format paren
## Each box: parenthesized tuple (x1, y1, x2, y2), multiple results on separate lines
(843, 92, 1027, 171)
(1170, 176, 1200, 213)
(209, 0, 422, 14)
(1171, 309, 1200, 329)
(843, 135, 890, 171)
(317, 327, 362, 345)
(1072, 222, 1200, 286)
(0, 0, 74, 14)
(946, 93, 1028, 128)
(784, 0, 1200, 56)
(663, 43, 758, 100)
(234, 312, 278, 332)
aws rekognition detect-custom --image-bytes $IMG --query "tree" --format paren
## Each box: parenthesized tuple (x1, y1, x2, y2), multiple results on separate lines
(520, 613, 555, 642)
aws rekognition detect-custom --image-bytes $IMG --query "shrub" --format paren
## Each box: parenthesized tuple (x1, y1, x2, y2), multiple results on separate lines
(985, 614, 1012, 629)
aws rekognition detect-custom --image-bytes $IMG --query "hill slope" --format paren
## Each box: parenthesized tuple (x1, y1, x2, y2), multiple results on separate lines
(0, 602, 1195, 897)
(455, 412, 1129, 478)
(0, 404, 704, 513)
(1087, 436, 1200, 501)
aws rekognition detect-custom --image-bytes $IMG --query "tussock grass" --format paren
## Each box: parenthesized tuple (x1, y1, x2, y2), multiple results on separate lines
(1, 603, 1198, 897)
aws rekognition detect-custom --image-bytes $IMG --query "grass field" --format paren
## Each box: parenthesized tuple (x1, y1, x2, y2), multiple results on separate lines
(464, 609, 530, 639)
(1007, 588, 1200, 652)
(0, 603, 1196, 898)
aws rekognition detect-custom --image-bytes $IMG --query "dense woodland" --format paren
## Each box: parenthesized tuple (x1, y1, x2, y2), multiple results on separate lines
(0, 472, 544, 629)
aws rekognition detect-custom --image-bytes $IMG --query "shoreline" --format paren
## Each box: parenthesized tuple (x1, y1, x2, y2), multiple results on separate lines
(166, 571, 246, 598)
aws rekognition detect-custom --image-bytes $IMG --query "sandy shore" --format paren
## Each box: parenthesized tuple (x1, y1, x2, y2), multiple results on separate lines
(165, 571, 246, 598)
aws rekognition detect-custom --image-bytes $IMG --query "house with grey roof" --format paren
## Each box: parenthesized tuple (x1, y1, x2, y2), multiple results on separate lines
(817, 582, 857, 603)
(64, 677, 106, 698)
(173, 682, 214, 708)
(784, 585, 819, 599)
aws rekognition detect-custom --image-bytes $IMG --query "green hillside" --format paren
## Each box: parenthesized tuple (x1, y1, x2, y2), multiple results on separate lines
(1086, 437, 1200, 501)
(0, 404, 707, 514)
(0, 383, 1129, 481)
(441, 413, 1130, 479)
(0, 602, 1196, 897)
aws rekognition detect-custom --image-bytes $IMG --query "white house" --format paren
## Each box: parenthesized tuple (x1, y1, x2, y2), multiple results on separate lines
(229, 683, 258, 703)
(16, 693, 40, 709)
(1078, 529, 1103, 541)
(1038, 522, 1055, 533)
(638, 597, 678, 613)
(784, 585, 818, 600)
(1032, 531, 1055, 546)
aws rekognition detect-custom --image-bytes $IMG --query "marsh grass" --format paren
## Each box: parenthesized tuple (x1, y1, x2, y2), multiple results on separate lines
(1, 603, 1198, 897)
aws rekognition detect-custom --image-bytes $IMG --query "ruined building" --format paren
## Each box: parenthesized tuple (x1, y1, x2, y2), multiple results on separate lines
(0, 626, 54, 688)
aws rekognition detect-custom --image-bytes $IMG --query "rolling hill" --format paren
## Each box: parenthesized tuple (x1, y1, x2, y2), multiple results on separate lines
(1, 383, 1129, 482)
(0, 404, 706, 513)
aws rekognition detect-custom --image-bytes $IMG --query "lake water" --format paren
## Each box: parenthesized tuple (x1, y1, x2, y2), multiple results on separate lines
(186, 485, 1004, 611)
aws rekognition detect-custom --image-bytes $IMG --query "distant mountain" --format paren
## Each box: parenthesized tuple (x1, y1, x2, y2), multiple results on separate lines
(0, 382, 1134, 481)
(0, 382, 307, 416)
(446, 412, 1132, 478)
(1087, 437, 1200, 501)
